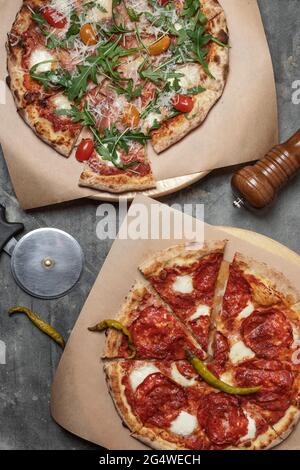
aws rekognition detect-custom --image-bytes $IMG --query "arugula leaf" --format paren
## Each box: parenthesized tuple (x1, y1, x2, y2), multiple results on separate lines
(139, 91, 160, 119)
(110, 79, 143, 101)
(32, 11, 46, 26)
(84, 1, 108, 12)
(182, 0, 206, 24)
(184, 85, 205, 95)
(29, 61, 72, 90)
(66, 13, 81, 39)
(55, 104, 96, 126)
(140, 67, 183, 86)
(125, 6, 142, 22)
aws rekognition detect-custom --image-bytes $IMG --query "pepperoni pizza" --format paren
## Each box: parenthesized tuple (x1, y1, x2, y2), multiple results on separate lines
(96, 242, 300, 450)
(7, 0, 229, 193)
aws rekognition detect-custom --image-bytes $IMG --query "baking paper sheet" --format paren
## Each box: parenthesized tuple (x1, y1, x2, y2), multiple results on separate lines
(50, 195, 300, 450)
(0, 0, 278, 209)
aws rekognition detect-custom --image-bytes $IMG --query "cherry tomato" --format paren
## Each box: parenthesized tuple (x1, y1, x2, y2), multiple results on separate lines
(158, 0, 170, 5)
(75, 139, 95, 162)
(122, 104, 140, 127)
(171, 94, 194, 113)
(80, 23, 98, 46)
(42, 7, 67, 29)
(148, 35, 171, 56)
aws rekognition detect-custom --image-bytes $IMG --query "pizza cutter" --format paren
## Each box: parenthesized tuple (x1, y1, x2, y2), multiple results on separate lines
(0, 204, 84, 299)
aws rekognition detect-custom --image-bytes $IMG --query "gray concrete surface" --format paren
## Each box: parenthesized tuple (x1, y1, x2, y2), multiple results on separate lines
(0, 0, 299, 450)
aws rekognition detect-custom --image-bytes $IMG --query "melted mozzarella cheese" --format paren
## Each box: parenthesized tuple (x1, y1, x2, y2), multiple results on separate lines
(129, 364, 160, 391)
(219, 370, 234, 386)
(29, 49, 55, 73)
(142, 112, 162, 132)
(172, 275, 193, 294)
(171, 364, 196, 387)
(190, 305, 210, 321)
(97, 145, 121, 167)
(178, 64, 200, 90)
(229, 340, 255, 364)
(237, 302, 254, 320)
(52, 94, 72, 110)
(240, 412, 257, 442)
(170, 411, 197, 436)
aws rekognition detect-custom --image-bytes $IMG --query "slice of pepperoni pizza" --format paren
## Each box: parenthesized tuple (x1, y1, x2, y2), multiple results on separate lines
(105, 359, 283, 450)
(139, 241, 226, 352)
(102, 282, 205, 360)
(215, 253, 300, 370)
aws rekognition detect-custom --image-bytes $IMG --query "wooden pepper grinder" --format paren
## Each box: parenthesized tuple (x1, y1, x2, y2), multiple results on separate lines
(231, 129, 300, 210)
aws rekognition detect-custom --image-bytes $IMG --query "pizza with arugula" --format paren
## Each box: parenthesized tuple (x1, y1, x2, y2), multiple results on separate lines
(7, 0, 229, 193)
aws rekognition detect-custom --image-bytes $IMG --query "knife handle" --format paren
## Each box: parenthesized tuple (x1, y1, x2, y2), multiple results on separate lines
(0, 204, 24, 253)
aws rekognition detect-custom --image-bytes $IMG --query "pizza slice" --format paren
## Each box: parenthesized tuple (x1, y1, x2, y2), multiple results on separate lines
(215, 253, 300, 369)
(139, 241, 226, 351)
(149, 10, 229, 153)
(102, 282, 205, 360)
(19, 92, 82, 156)
(105, 359, 284, 450)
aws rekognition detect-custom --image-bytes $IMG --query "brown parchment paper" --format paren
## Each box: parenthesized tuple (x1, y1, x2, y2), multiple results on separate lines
(0, 0, 278, 209)
(50, 195, 300, 450)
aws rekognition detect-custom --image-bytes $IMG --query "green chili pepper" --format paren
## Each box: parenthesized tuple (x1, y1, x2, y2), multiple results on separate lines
(186, 350, 261, 395)
(88, 319, 136, 358)
(8, 307, 65, 349)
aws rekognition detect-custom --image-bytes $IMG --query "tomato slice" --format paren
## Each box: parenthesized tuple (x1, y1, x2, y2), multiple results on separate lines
(158, 0, 170, 5)
(75, 139, 95, 162)
(80, 24, 98, 46)
(171, 94, 194, 113)
(148, 35, 171, 56)
(122, 104, 140, 127)
(42, 7, 67, 29)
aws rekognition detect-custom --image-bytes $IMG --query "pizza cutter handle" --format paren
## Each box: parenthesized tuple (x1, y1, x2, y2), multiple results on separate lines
(0, 204, 24, 253)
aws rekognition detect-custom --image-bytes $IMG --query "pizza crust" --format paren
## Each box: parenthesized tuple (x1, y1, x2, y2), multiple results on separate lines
(19, 102, 81, 157)
(79, 168, 156, 193)
(102, 281, 148, 359)
(234, 252, 300, 307)
(139, 240, 227, 278)
(104, 361, 143, 433)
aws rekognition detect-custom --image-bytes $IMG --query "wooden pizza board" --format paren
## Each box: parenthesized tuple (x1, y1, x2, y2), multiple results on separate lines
(89, 171, 209, 201)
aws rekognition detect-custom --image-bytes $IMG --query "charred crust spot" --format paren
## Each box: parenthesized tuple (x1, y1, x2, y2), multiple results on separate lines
(223, 63, 229, 81)
(214, 54, 220, 65)
(24, 92, 39, 104)
(217, 30, 229, 45)
(6, 76, 11, 88)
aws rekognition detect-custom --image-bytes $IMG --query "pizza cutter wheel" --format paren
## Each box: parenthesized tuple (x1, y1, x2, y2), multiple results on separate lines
(0, 204, 84, 299)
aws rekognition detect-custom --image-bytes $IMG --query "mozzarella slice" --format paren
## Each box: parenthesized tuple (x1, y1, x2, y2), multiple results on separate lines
(237, 302, 254, 320)
(129, 364, 160, 391)
(178, 64, 201, 90)
(240, 411, 257, 442)
(172, 275, 193, 294)
(29, 49, 55, 73)
(190, 305, 210, 321)
(219, 370, 234, 386)
(171, 364, 196, 387)
(229, 340, 255, 364)
(52, 94, 72, 110)
(170, 411, 197, 436)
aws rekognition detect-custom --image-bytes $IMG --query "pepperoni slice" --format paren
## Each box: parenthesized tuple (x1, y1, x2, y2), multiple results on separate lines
(235, 359, 294, 414)
(222, 266, 251, 321)
(128, 305, 201, 360)
(134, 373, 187, 427)
(197, 393, 248, 446)
(193, 253, 223, 303)
(242, 308, 293, 359)
(208, 332, 230, 377)
(176, 361, 197, 379)
(188, 316, 210, 351)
